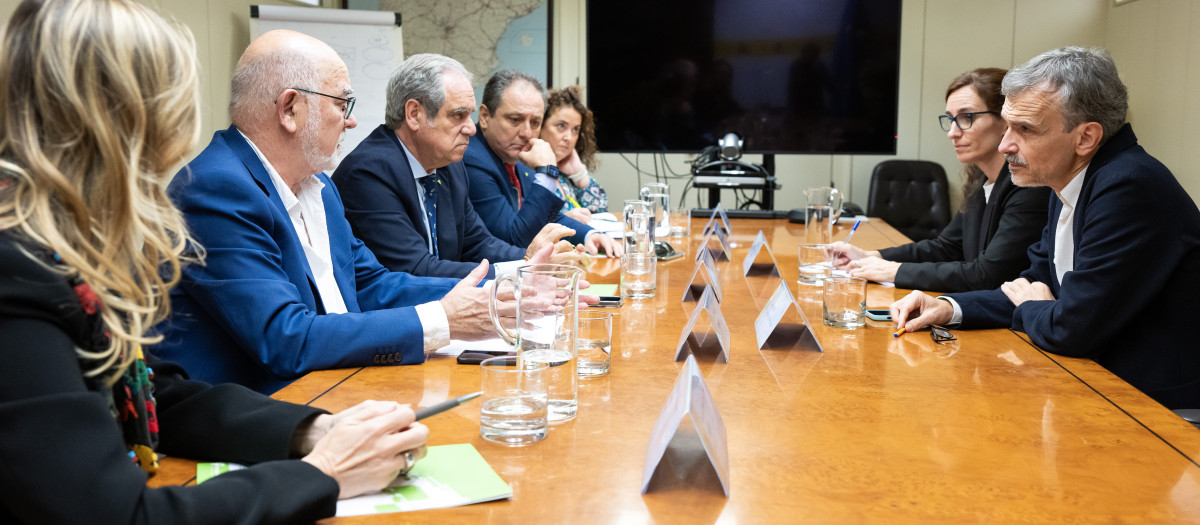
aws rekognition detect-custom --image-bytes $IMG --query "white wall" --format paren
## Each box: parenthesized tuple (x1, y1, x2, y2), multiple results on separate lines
(1107, 0, 1200, 202)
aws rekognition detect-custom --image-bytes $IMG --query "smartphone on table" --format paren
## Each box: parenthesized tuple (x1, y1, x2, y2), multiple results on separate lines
(865, 309, 892, 322)
(456, 349, 517, 365)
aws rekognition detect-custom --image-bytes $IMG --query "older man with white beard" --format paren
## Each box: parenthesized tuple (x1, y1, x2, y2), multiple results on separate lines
(155, 30, 525, 394)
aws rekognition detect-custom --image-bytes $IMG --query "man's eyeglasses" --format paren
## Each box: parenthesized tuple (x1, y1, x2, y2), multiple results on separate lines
(930, 325, 957, 344)
(289, 87, 356, 120)
(938, 111, 996, 132)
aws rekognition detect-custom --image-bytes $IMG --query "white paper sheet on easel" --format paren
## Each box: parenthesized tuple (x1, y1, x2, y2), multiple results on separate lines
(640, 354, 731, 497)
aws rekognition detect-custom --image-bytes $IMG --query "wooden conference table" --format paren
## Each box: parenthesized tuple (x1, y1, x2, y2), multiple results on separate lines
(154, 218, 1200, 523)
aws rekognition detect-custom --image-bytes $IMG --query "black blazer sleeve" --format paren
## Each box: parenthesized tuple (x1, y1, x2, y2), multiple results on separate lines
(0, 243, 338, 524)
(881, 183, 1050, 292)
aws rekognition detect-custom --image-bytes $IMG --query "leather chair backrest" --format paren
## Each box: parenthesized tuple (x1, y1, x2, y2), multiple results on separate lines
(867, 160, 952, 241)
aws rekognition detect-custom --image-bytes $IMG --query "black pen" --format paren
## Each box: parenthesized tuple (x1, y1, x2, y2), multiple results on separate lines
(415, 391, 482, 421)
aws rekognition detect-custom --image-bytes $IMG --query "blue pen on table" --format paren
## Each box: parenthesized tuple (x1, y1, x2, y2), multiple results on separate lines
(833, 219, 862, 268)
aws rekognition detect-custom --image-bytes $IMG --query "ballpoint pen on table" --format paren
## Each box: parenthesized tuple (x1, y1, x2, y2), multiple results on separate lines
(415, 391, 482, 421)
(833, 218, 862, 267)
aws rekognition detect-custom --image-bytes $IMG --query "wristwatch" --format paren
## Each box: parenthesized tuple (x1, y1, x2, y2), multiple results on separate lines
(534, 165, 560, 178)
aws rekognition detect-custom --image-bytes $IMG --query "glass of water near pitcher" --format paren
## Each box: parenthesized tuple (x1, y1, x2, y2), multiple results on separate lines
(621, 199, 656, 298)
(489, 263, 582, 423)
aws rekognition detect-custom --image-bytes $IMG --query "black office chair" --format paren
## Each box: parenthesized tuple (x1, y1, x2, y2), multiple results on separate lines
(1174, 409, 1200, 430)
(867, 160, 952, 242)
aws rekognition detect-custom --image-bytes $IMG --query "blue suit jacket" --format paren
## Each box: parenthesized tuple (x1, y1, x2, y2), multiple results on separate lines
(332, 125, 526, 279)
(948, 124, 1200, 409)
(462, 136, 591, 246)
(156, 126, 458, 394)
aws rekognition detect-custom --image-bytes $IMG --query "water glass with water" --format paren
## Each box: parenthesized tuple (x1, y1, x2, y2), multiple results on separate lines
(799, 244, 832, 286)
(822, 276, 867, 328)
(639, 182, 669, 202)
(804, 187, 843, 244)
(480, 356, 549, 446)
(622, 200, 656, 298)
(577, 311, 612, 377)
(669, 207, 690, 238)
(644, 193, 671, 238)
(489, 264, 581, 423)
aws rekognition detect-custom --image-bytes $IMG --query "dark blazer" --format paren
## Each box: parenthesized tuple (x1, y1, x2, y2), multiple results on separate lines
(332, 125, 526, 279)
(0, 234, 337, 523)
(157, 126, 458, 394)
(462, 136, 591, 246)
(880, 166, 1050, 292)
(949, 125, 1200, 409)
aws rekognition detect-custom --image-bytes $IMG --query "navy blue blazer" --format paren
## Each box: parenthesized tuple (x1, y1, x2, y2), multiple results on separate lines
(462, 136, 591, 246)
(332, 125, 526, 279)
(948, 125, 1200, 409)
(156, 126, 458, 394)
(880, 166, 1051, 292)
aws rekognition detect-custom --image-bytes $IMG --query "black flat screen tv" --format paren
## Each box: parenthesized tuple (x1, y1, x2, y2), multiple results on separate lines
(586, 0, 902, 155)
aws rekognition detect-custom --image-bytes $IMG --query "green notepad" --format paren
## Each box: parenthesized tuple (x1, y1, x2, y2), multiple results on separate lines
(197, 443, 511, 517)
(588, 283, 619, 296)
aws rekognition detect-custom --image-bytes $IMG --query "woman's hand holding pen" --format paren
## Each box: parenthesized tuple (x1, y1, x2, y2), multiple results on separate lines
(825, 242, 877, 270)
(300, 400, 429, 499)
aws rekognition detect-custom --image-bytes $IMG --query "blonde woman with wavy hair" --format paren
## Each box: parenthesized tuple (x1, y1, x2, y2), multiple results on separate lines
(0, 1, 428, 522)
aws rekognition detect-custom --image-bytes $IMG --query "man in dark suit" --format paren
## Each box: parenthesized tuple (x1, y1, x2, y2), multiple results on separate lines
(464, 70, 621, 257)
(333, 54, 582, 279)
(891, 47, 1200, 409)
(157, 31, 515, 394)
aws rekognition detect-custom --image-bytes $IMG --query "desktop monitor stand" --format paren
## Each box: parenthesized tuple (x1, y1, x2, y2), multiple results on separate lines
(696, 154, 777, 210)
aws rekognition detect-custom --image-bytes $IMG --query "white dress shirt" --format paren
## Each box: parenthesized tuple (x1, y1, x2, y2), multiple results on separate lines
(1052, 167, 1088, 285)
(240, 131, 450, 351)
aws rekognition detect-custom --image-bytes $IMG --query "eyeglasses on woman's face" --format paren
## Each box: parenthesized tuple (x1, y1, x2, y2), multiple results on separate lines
(938, 111, 996, 132)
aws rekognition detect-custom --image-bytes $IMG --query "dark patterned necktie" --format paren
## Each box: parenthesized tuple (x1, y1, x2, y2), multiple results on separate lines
(420, 171, 440, 257)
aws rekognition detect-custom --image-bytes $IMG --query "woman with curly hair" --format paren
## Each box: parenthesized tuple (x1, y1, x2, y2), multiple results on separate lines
(540, 85, 607, 222)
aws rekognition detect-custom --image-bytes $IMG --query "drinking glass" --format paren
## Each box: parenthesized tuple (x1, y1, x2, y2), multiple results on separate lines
(804, 187, 843, 244)
(798, 244, 832, 286)
(490, 264, 581, 422)
(669, 207, 690, 238)
(577, 311, 612, 377)
(822, 276, 867, 328)
(622, 200, 656, 298)
(480, 356, 549, 446)
(644, 192, 671, 239)
(639, 182, 669, 202)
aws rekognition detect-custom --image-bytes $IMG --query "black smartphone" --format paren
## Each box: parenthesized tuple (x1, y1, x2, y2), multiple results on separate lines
(596, 295, 623, 307)
(865, 309, 892, 322)
(456, 349, 517, 365)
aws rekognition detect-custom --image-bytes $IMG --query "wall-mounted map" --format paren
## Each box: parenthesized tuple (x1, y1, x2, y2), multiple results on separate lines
(380, 0, 549, 113)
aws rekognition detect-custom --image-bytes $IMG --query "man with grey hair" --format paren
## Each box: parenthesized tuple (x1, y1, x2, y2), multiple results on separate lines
(333, 53, 582, 278)
(891, 46, 1200, 409)
(464, 70, 621, 257)
(158, 33, 516, 394)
